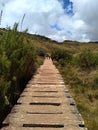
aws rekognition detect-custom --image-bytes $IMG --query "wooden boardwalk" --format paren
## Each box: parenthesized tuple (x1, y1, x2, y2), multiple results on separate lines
(1, 59, 87, 130)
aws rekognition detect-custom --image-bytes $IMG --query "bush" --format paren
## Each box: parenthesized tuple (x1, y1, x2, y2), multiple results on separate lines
(51, 48, 72, 66)
(78, 50, 98, 70)
(36, 48, 46, 57)
(0, 23, 38, 125)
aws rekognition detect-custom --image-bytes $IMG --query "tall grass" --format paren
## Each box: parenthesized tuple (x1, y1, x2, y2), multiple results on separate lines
(53, 48, 98, 130)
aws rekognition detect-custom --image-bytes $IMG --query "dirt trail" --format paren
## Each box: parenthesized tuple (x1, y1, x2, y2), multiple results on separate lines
(1, 59, 87, 130)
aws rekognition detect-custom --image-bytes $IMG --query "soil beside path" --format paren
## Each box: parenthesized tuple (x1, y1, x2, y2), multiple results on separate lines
(1, 59, 87, 130)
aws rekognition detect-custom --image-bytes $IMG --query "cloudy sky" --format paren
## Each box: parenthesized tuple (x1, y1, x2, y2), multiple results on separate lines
(0, 0, 98, 42)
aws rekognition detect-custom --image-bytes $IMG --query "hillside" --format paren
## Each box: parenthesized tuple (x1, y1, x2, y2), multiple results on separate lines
(0, 26, 98, 130)
(20, 33, 98, 130)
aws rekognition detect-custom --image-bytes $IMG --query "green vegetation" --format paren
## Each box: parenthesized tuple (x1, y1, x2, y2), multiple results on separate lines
(78, 49, 98, 70)
(53, 47, 98, 130)
(51, 48, 72, 66)
(0, 25, 98, 130)
(0, 24, 41, 125)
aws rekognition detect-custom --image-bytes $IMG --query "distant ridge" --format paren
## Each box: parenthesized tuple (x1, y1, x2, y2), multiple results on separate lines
(27, 33, 58, 43)
(0, 27, 98, 44)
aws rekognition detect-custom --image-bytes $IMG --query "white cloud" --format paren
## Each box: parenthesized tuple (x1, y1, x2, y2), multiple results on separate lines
(0, 0, 98, 42)
(71, 0, 98, 41)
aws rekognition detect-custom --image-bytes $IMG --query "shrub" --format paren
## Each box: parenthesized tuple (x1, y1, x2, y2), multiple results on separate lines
(51, 48, 72, 66)
(78, 50, 98, 70)
(0, 23, 38, 125)
(36, 48, 46, 57)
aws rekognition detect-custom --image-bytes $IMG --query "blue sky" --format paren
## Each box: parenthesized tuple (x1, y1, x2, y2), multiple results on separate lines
(50, 0, 73, 35)
(0, 0, 98, 42)
(50, 24, 63, 31)
(59, 0, 73, 15)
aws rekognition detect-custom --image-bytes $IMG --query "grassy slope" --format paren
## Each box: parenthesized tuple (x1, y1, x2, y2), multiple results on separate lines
(27, 35, 98, 130)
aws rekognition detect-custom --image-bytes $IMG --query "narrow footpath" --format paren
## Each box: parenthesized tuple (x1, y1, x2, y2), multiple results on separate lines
(1, 59, 87, 130)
